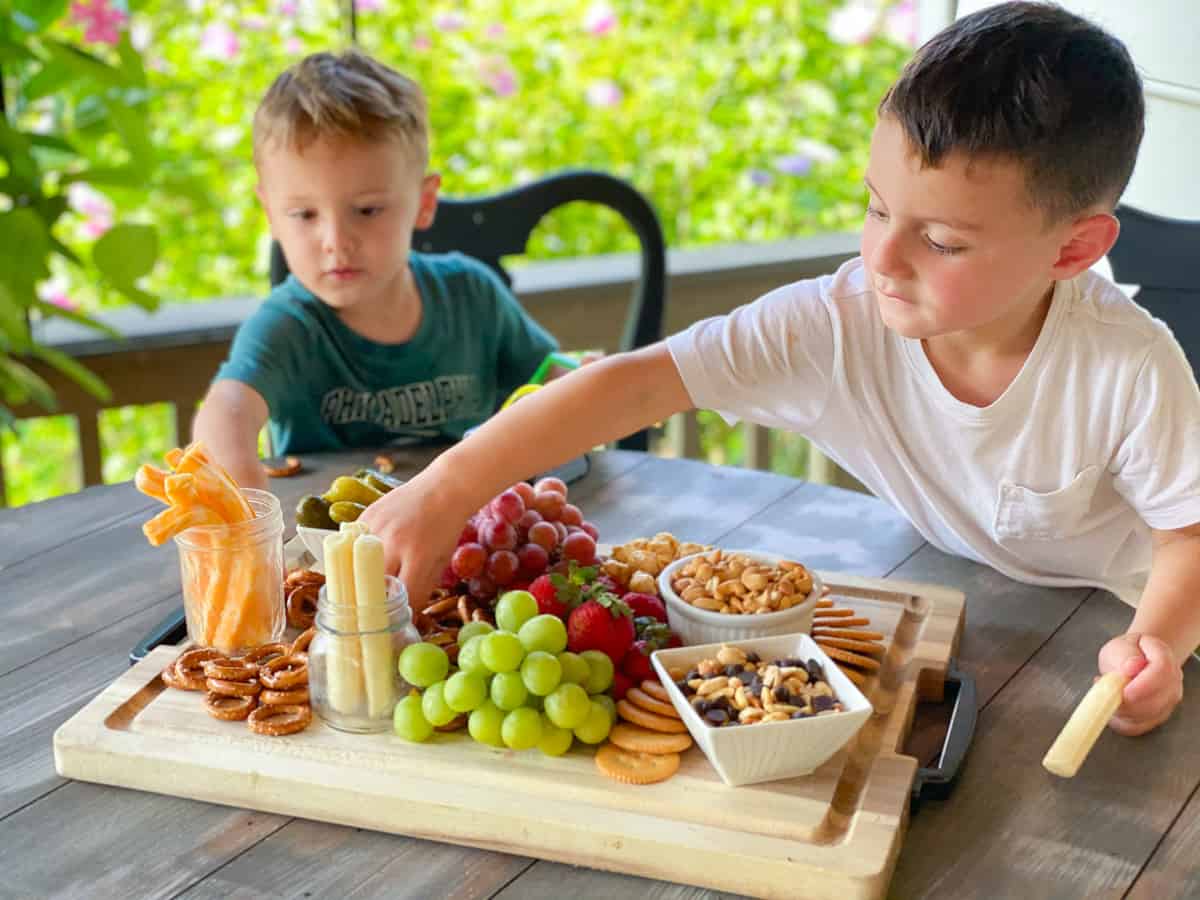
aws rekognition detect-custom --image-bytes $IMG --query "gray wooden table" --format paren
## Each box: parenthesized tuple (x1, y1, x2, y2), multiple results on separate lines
(2, 448, 1196, 899)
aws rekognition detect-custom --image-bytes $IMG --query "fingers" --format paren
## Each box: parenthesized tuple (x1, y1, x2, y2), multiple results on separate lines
(1099, 631, 1149, 680)
(1102, 634, 1183, 735)
(1123, 635, 1181, 706)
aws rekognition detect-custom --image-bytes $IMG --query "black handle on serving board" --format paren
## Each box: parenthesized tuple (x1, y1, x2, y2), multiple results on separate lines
(911, 660, 977, 809)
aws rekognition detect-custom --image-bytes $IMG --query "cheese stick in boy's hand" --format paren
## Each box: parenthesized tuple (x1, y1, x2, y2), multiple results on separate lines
(1043, 672, 1130, 778)
(353, 534, 398, 718)
(323, 530, 365, 714)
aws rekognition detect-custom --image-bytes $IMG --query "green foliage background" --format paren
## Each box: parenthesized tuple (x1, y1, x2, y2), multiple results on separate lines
(3, 0, 912, 506)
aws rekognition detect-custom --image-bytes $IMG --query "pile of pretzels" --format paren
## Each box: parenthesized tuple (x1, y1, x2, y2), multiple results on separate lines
(160, 628, 315, 737)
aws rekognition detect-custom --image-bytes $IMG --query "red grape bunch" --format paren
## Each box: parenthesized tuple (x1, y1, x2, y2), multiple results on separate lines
(444, 478, 600, 603)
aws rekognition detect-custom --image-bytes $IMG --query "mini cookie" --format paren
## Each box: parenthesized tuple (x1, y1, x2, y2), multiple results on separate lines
(595, 743, 680, 784)
(616, 699, 689, 733)
(812, 627, 886, 642)
(639, 679, 672, 705)
(817, 643, 882, 672)
(625, 687, 679, 719)
(838, 666, 869, 687)
(812, 636, 886, 656)
(261, 455, 302, 478)
(610, 723, 693, 755)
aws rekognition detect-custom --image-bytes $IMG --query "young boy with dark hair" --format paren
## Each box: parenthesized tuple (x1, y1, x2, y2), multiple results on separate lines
(364, 3, 1200, 736)
(194, 49, 557, 490)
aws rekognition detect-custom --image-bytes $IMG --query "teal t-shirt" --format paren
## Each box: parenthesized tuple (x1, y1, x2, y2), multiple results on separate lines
(216, 252, 557, 454)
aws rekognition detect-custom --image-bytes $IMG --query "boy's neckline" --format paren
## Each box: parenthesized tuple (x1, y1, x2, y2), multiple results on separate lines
(289, 258, 431, 350)
(902, 278, 1071, 419)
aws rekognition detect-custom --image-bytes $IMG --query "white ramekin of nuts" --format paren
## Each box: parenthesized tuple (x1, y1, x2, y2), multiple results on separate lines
(657, 549, 823, 646)
(650, 634, 872, 786)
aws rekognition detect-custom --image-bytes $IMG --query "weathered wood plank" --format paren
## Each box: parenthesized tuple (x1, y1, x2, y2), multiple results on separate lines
(491, 862, 749, 899)
(889, 594, 1200, 899)
(0, 481, 156, 569)
(172, 820, 532, 900)
(0, 596, 180, 819)
(716, 481, 925, 577)
(1127, 779, 1200, 900)
(575, 455, 810, 547)
(0, 782, 289, 900)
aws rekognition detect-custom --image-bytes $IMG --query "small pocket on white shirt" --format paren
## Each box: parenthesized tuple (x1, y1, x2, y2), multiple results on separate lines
(994, 466, 1103, 541)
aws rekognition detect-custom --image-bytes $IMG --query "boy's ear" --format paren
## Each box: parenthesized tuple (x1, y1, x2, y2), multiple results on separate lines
(1050, 212, 1120, 279)
(415, 172, 441, 230)
(255, 183, 276, 233)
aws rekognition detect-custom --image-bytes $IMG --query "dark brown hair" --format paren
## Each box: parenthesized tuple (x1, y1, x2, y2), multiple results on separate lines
(879, 2, 1144, 222)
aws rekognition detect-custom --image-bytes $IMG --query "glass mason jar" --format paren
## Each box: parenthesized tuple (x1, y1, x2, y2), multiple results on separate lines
(174, 488, 285, 656)
(309, 575, 420, 733)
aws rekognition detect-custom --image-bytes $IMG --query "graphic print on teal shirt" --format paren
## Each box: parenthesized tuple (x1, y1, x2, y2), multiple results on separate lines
(215, 252, 557, 454)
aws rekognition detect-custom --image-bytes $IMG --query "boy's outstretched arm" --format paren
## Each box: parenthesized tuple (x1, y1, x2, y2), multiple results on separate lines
(360, 343, 692, 607)
(1098, 521, 1200, 735)
(192, 380, 270, 492)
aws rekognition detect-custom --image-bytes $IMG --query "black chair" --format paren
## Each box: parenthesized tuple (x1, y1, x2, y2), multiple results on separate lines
(1109, 204, 1200, 375)
(269, 169, 668, 451)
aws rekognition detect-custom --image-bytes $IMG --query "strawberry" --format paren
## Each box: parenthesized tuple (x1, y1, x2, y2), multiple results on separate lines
(611, 670, 634, 700)
(665, 631, 683, 648)
(622, 592, 667, 623)
(529, 574, 567, 619)
(566, 593, 635, 663)
(621, 640, 657, 683)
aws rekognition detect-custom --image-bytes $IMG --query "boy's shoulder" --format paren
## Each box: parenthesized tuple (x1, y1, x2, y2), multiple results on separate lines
(412, 250, 505, 297)
(1063, 269, 1172, 355)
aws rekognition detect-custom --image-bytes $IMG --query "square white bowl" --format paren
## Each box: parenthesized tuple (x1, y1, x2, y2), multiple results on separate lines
(296, 525, 336, 570)
(657, 549, 822, 646)
(650, 633, 872, 787)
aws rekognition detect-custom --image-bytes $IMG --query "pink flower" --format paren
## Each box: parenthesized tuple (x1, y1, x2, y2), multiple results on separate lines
(413, 34, 432, 51)
(478, 56, 518, 98)
(69, 0, 128, 47)
(355, 0, 383, 10)
(279, 0, 299, 16)
(885, 0, 918, 47)
(38, 278, 78, 312)
(435, 12, 465, 32)
(585, 79, 622, 108)
(241, 15, 269, 31)
(285, 37, 304, 54)
(200, 23, 240, 61)
(486, 23, 506, 38)
(584, 2, 617, 36)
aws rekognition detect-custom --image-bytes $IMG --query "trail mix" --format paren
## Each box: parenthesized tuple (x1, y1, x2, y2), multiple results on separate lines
(675, 644, 844, 727)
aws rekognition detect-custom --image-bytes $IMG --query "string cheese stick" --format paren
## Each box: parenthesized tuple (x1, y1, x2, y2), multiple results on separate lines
(1043, 672, 1129, 778)
(324, 531, 364, 715)
(353, 535, 398, 718)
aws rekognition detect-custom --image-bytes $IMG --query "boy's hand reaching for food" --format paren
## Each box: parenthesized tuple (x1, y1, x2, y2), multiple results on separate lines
(359, 474, 468, 615)
(1097, 633, 1183, 735)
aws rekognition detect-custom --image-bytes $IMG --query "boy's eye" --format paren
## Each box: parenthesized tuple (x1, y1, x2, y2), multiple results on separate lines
(865, 204, 888, 221)
(358, 206, 384, 217)
(288, 210, 316, 221)
(924, 235, 965, 256)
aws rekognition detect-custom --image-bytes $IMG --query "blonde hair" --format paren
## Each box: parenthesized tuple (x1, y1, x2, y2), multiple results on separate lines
(253, 49, 429, 167)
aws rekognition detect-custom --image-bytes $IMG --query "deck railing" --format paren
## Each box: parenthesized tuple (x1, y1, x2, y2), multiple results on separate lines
(7, 233, 865, 504)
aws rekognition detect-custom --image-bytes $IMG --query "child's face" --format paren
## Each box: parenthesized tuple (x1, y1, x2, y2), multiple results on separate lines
(256, 133, 439, 313)
(861, 115, 1077, 343)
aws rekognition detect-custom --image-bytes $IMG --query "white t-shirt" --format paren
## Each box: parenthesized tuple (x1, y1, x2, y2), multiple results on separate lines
(667, 257, 1200, 604)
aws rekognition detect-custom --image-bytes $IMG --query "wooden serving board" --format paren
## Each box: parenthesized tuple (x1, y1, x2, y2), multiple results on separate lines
(54, 572, 963, 900)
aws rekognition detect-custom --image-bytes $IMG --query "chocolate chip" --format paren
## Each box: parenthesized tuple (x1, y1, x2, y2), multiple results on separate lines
(791, 710, 812, 719)
(736, 670, 757, 686)
(723, 664, 743, 677)
(806, 660, 825, 682)
(773, 685, 791, 703)
(749, 676, 764, 695)
(813, 695, 836, 712)
(704, 708, 729, 725)
(745, 651, 760, 663)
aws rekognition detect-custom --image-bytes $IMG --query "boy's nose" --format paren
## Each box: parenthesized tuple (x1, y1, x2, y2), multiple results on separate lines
(321, 219, 355, 256)
(868, 229, 911, 280)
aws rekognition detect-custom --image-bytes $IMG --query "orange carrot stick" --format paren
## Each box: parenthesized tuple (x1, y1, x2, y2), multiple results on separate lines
(134, 464, 169, 504)
(142, 504, 223, 547)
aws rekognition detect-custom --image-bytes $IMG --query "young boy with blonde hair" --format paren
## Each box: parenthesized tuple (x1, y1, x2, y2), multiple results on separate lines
(365, 3, 1200, 736)
(195, 50, 557, 489)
